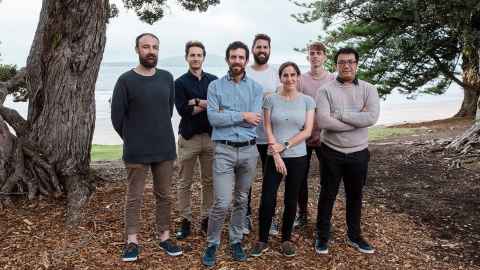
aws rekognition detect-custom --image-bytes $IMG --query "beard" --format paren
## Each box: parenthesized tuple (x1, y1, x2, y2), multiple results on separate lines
(253, 52, 269, 65)
(229, 64, 245, 76)
(139, 54, 158, 68)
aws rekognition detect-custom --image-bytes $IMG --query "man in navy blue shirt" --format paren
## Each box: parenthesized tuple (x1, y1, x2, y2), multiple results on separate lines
(174, 41, 217, 240)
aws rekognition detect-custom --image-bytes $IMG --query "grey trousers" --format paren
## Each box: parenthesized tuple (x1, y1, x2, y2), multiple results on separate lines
(206, 143, 258, 246)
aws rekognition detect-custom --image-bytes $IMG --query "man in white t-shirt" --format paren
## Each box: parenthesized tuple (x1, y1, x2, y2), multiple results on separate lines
(244, 33, 281, 235)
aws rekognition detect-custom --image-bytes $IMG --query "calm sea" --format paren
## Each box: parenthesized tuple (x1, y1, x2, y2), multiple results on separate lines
(5, 63, 463, 144)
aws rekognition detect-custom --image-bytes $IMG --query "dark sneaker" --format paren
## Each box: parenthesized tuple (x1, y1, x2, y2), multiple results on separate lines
(281, 241, 296, 257)
(202, 244, 218, 267)
(175, 218, 191, 240)
(269, 221, 279, 236)
(346, 236, 375, 254)
(159, 239, 183, 256)
(314, 238, 329, 255)
(121, 242, 139, 262)
(242, 215, 252, 235)
(201, 217, 208, 234)
(250, 241, 268, 257)
(231, 242, 247, 261)
(294, 214, 308, 228)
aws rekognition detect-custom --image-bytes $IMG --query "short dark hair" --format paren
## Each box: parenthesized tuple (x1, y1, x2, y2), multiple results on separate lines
(135, 33, 159, 48)
(278, 61, 301, 78)
(334, 47, 359, 63)
(185, 40, 206, 57)
(308, 41, 326, 53)
(252, 33, 271, 49)
(225, 41, 249, 60)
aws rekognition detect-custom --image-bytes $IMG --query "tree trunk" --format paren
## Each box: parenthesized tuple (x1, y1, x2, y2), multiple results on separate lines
(24, 0, 108, 225)
(0, 114, 14, 187)
(455, 26, 480, 117)
(455, 89, 480, 117)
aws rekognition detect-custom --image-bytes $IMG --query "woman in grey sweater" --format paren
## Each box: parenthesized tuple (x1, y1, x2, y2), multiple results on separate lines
(250, 62, 316, 257)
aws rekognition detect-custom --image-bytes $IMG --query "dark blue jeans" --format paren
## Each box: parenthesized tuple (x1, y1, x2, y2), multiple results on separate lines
(316, 144, 370, 241)
(258, 155, 308, 243)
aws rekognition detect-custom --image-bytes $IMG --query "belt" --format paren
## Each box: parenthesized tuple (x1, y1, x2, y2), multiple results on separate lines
(215, 139, 256, 147)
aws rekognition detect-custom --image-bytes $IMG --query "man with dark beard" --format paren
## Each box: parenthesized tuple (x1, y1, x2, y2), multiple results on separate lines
(201, 41, 263, 267)
(111, 33, 182, 262)
(244, 33, 281, 236)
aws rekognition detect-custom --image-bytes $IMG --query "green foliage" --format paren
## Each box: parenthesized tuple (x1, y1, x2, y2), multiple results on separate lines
(91, 144, 122, 161)
(122, 0, 220, 25)
(293, 0, 480, 99)
(0, 64, 16, 82)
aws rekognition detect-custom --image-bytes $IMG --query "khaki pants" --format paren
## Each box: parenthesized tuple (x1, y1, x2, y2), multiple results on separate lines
(124, 160, 174, 235)
(176, 133, 214, 221)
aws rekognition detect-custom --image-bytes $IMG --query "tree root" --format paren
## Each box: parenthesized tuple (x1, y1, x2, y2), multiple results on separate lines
(0, 136, 62, 203)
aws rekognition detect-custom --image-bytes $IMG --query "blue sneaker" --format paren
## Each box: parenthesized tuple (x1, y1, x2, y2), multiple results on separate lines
(159, 239, 183, 256)
(202, 244, 218, 267)
(231, 242, 247, 261)
(121, 242, 139, 262)
(346, 236, 375, 254)
(314, 238, 329, 255)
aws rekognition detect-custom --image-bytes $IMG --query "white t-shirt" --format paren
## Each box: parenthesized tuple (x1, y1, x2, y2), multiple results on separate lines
(246, 65, 281, 144)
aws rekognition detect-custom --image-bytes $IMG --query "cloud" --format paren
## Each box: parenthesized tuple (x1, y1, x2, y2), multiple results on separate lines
(1, 0, 325, 66)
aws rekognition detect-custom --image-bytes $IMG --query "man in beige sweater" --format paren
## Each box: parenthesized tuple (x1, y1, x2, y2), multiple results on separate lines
(314, 47, 380, 255)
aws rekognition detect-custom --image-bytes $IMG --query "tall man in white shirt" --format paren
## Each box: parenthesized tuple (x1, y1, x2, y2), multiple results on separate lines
(244, 33, 281, 235)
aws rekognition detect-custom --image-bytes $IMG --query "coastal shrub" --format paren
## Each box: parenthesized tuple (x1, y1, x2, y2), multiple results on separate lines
(0, 64, 16, 81)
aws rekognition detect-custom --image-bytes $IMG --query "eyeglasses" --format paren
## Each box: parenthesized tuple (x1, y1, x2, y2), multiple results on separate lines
(337, 60, 357, 66)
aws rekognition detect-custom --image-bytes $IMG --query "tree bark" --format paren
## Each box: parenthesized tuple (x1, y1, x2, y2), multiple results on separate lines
(24, 0, 108, 225)
(0, 114, 14, 188)
(455, 25, 480, 117)
(455, 89, 480, 117)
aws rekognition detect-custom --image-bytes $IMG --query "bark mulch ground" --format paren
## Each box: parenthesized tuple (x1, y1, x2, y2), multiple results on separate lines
(1, 118, 479, 269)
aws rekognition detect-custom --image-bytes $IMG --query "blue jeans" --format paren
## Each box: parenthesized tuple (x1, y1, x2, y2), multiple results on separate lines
(206, 143, 258, 245)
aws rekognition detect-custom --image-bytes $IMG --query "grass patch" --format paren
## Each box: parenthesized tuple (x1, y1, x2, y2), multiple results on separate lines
(91, 144, 122, 161)
(89, 127, 416, 161)
(369, 127, 418, 141)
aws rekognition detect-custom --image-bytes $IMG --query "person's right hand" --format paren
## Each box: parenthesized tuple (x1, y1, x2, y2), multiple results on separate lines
(242, 112, 261, 126)
(273, 153, 287, 176)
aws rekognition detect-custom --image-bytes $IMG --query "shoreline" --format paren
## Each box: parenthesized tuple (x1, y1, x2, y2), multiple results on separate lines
(93, 100, 464, 145)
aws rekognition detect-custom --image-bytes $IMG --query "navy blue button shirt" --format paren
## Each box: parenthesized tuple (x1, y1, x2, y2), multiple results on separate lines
(175, 70, 218, 140)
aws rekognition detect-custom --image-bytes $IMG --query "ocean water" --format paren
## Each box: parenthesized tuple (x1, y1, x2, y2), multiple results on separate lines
(5, 63, 464, 144)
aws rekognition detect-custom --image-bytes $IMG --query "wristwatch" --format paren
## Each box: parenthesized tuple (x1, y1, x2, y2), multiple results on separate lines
(284, 141, 290, 151)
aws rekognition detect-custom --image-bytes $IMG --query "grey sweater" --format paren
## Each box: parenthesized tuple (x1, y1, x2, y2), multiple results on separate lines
(111, 69, 176, 163)
(315, 79, 380, 153)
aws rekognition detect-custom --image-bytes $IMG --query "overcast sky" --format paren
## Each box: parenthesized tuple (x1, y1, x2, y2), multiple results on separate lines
(0, 0, 325, 67)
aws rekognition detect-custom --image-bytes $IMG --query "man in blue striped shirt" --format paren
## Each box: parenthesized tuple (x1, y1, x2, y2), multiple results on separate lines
(201, 41, 263, 267)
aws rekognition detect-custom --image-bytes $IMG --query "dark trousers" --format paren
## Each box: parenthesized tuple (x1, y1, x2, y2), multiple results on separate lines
(298, 145, 322, 216)
(247, 144, 268, 216)
(258, 155, 308, 243)
(316, 144, 370, 241)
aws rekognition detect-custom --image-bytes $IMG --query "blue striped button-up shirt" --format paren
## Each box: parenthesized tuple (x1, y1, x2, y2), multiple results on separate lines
(207, 73, 263, 142)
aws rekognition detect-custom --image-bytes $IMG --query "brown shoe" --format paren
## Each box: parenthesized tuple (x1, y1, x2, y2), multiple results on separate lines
(281, 241, 296, 257)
